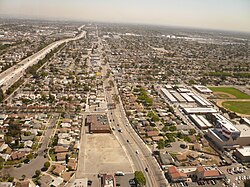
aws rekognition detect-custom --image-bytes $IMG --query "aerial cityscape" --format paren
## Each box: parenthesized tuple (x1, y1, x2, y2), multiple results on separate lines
(0, 0, 250, 187)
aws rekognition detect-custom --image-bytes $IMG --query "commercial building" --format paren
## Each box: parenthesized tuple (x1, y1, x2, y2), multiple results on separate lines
(167, 166, 223, 183)
(234, 146, 250, 162)
(206, 114, 250, 149)
(86, 115, 111, 133)
(167, 166, 188, 182)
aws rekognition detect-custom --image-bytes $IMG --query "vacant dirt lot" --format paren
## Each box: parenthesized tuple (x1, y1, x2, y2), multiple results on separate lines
(84, 134, 133, 174)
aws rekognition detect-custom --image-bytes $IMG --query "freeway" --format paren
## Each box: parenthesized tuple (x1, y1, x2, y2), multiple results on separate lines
(0, 26, 86, 92)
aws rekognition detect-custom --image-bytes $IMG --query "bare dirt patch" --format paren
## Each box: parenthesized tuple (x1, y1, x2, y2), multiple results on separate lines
(84, 134, 133, 174)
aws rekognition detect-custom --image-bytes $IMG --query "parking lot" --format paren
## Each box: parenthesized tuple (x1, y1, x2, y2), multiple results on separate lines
(84, 133, 133, 174)
(116, 173, 135, 187)
(220, 165, 250, 187)
(171, 180, 223, 187)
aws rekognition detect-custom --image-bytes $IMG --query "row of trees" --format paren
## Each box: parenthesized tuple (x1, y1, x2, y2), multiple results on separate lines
(5, 78, 24, 96)
(26, 43, 65, 76)
(206, 71, 250, 78)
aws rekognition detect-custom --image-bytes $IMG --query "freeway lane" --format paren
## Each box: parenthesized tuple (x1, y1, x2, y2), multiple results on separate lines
(0, 27, 86, 92)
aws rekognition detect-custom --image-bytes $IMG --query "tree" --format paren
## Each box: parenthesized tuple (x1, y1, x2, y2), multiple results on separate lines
(244, 179, 250, 187)
(44, 161, 50, 169)
(134, 171, 146, 186)
(157, 139, 165, 149)
(188, 129, 196, 135)
(21, 174, 26, 180)
(35, 170, 41, 177)
(66, 154, 69, 164)
(0, 88, 4, 102)
(169, 126, 177, 132)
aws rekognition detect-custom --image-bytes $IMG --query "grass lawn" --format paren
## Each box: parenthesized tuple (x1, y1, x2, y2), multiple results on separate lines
(209, 87, 250, 99)
(222, 101, 250, 115)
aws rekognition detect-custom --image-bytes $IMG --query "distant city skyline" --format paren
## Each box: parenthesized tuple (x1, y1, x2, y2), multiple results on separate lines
(0, 0, 250, 32)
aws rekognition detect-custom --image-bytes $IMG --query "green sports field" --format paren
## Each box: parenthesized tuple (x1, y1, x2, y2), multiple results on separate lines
(222, 101, 250, 115)
(208, 87, 250, 99)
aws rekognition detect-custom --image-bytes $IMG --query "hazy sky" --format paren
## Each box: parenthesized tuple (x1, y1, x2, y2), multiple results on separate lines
(0, 0, 250, 32)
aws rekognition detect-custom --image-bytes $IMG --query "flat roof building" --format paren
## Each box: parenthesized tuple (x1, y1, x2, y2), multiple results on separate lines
(206, 124, 250, 150)
(234, 146, 250, 162)
(86, 115, 111, 133)
(182, 107, 217, 114)
(189, 115, 212, 129)
(193, 85, 212, 94)
(160, 88, 177, 103)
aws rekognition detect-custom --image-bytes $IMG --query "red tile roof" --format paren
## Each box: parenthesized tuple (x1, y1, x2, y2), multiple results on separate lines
(168, 166, 178, 174)
(203, 170, 220, 177)
(196, 166, 205, 172)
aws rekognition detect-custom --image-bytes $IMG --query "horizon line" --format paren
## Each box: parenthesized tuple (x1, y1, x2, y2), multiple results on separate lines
(0, 14, 250, 35)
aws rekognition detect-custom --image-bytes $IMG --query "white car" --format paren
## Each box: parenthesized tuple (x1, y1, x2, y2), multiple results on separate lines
(136, 150, 139, 154)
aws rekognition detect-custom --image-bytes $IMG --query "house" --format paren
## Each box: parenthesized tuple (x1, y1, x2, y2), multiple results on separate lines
(24, 140, 33, 148)
(0, 182, 13, 187)
(16, 180, 31, 187)
(54, 146, 68, 153)
(146, 131, 159, 137)
(53, 164, 66, 176)
(167, 166, 188, 182)
(56, 153, 67, 161)
(10, 151, 26, 160)
(151, 136, 163, 142)
(39, 175, 53, 187)
(67, 158, 77, 171)
(62, 172, 72, 182)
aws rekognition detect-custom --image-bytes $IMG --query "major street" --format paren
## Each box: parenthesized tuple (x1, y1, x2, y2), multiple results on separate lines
(100, 35, 168, 187)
